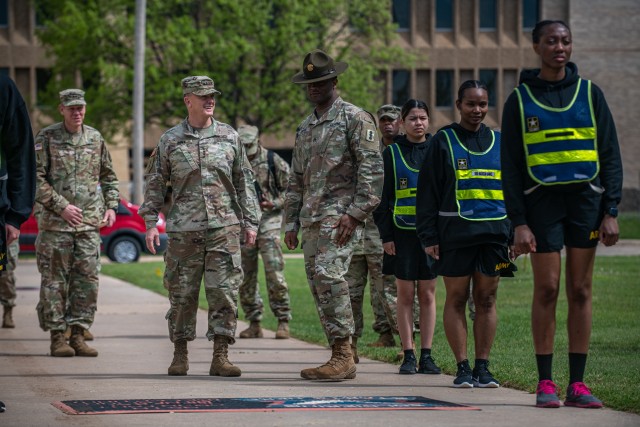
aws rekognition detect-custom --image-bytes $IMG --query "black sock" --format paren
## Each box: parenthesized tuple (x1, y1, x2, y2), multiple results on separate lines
(536, 353, 553, 381)
(420, 348, 431, 358)
(457, 359, 470, 369)
(404, 349, 414, 358)
(474, 358, 488, 369)
(568, 353, 587, 385)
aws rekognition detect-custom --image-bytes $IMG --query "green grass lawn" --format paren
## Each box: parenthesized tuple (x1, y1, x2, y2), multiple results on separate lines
(619, 212, 640, 239)
(102, 254, 640, 414)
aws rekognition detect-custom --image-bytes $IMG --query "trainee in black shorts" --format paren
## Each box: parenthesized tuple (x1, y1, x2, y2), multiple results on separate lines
(437, 243, 510, 278)
(383, 228, 436, 280)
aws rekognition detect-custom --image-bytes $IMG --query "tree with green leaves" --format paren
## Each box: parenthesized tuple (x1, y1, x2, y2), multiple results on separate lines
(36, 0, 411, 140)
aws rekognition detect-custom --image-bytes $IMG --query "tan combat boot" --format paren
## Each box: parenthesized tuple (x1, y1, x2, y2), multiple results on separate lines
(351, 337, 359, 364)
(69, 326, 98, 357)
(168, 339, 189, 376)
(50, 330, 75, 357)
(238, 321, 263, 338)
(314, 337, 357, 380)
(2, 306, 15, 328)
(209, 336, 241, 377)
(275, 320, 290, 339)
(64, 327, 94, 340)
(367, 331, 396, 348)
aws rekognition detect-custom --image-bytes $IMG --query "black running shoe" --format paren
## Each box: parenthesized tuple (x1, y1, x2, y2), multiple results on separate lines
(453, 360, 473, 388)
(472, 360, 500, 388)
(417, 354, 441, 374)
(399, 351, 417, 374)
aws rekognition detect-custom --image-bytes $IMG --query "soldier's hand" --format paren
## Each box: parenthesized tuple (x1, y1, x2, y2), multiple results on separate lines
(333, 214, 360, 247)
(102, 209, 116, 228)
(145, 227, 160, 255)
(599, 215, 619, 247)
(244, 229, 257, 248)
(259, 198, 275, 211)
(61, 204, 83, 227)
(285, 231, 299, 250)
(5, 224, 20, 245)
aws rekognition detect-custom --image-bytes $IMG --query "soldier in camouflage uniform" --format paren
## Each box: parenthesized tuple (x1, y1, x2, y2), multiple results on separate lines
(284, 50, 383, 380)
(0, 240, 19, 328)
(140, 76, 260, 378)
(237, 125, 292, 340)
(34, 89, 119, 358)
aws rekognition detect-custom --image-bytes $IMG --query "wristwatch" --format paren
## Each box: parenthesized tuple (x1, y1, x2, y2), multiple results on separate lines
(606, 207, 619, 218)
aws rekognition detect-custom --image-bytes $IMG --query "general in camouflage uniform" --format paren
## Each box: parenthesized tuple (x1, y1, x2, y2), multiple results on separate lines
(34, 89, 119, 358)
(0, 240, 19, 328)
(237, 125, 292, 340)
(140, 76, 260, 378)
(284, 50, 383, 380)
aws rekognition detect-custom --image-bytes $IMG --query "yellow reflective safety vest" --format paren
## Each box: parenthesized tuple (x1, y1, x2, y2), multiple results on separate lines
(441, 128, 506, 221)
(389, 143, 418, 230)
(515, 78, 599, 185)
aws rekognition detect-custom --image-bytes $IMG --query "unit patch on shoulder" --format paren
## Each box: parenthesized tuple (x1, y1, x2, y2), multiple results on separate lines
(527, 116, 540, 132)
(457, 159, 468, 170)
(366, 129, 375, 142)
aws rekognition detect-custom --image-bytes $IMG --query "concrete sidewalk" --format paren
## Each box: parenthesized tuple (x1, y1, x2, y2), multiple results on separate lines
(1, 259, 639, 427)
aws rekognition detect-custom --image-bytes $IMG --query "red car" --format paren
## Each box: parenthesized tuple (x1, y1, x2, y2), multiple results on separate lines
(19, 198, 168, 263)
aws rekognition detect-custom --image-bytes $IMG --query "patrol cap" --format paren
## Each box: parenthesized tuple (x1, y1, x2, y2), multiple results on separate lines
(291, 49, 348, 84)
(59, 89, 86, 107)
(376, 104, 401, 120)
(181, 76, 221, 96)
(238, 124, 259, 156)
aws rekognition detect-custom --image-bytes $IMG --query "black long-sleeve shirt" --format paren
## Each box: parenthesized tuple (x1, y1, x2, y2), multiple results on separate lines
(416, 123, 511, 251)
(0, 76, 36, 229)
(500, 62, 623, 227)
(374, 134, 430, 243)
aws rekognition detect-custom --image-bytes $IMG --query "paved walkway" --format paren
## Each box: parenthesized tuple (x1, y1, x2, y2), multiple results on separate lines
(1, 244, 639, 427)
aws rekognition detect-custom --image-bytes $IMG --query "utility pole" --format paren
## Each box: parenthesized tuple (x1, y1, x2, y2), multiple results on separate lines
(132, 0, 146, 204)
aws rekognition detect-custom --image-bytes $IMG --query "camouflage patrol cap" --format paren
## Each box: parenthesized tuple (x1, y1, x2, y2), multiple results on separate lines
(238, 124, 259, 156)
(59, 89, 86, 107)
(181, 76, 221, 96)
(376, 104, 401, 120)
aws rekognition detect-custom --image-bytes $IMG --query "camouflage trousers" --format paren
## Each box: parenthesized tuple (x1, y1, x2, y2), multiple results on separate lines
(346, 253, 395, 337)
(0, 240, 19, 308)
(35, 230, 101, 331)
(164, 225, 243, 344)
(301, 216, 362, 344)
(240, 227, 291, 322)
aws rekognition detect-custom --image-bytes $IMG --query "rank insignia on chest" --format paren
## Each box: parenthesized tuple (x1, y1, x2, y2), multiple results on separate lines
(366, 129, 375, 142)
(457, 159, 468, 170)
(527, 116, 540, 132)
(399, 177, 408, 189)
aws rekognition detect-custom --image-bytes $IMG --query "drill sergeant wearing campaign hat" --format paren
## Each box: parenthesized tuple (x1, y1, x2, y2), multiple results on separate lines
(34, 88, 119, 358)
(284, 50, 383, 380)
(237, 125, 293, 340)
(140, 76, 260, 377)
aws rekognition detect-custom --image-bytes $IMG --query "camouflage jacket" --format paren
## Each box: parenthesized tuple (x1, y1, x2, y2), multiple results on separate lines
(284, 97, 383, 231)
(34, 122, 119, 232)
(249, 146, 290, 233)
(139, 118, 260, 233)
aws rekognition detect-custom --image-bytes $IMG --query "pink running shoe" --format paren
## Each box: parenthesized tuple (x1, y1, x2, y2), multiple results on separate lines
(536, 380, 561, 408)
(564, 382, 603, 408)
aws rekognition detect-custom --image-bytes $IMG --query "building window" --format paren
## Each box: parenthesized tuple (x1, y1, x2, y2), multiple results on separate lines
(392, 69, 410, 106)
(392, 0, 410, 32)
(479, 0, 497, 30)
(0, 0, 8, 27)
(479, 69, 497, 107)
(36, 68, 53, 106)
(523, 0, 539, 30)
(436, 0, 453, 31)
(436, 70, 453, 107)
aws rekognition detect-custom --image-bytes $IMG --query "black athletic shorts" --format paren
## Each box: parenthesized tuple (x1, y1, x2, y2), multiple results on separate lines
(524, 184, 603, 252)
(382, 228, 436, 281)
(438, 243, 511, 278)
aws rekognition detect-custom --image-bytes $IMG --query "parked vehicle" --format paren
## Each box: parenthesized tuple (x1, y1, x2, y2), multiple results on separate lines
(19, 198, 168, 263)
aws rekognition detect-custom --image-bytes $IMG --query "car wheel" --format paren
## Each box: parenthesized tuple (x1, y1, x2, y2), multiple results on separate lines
(107, 235, 141, 263)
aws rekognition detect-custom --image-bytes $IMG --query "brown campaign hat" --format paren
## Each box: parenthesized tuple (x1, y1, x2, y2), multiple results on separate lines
(59, 89, 86, 107)
(291, 49, 348, 84)
(182, 76, 221, 96)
